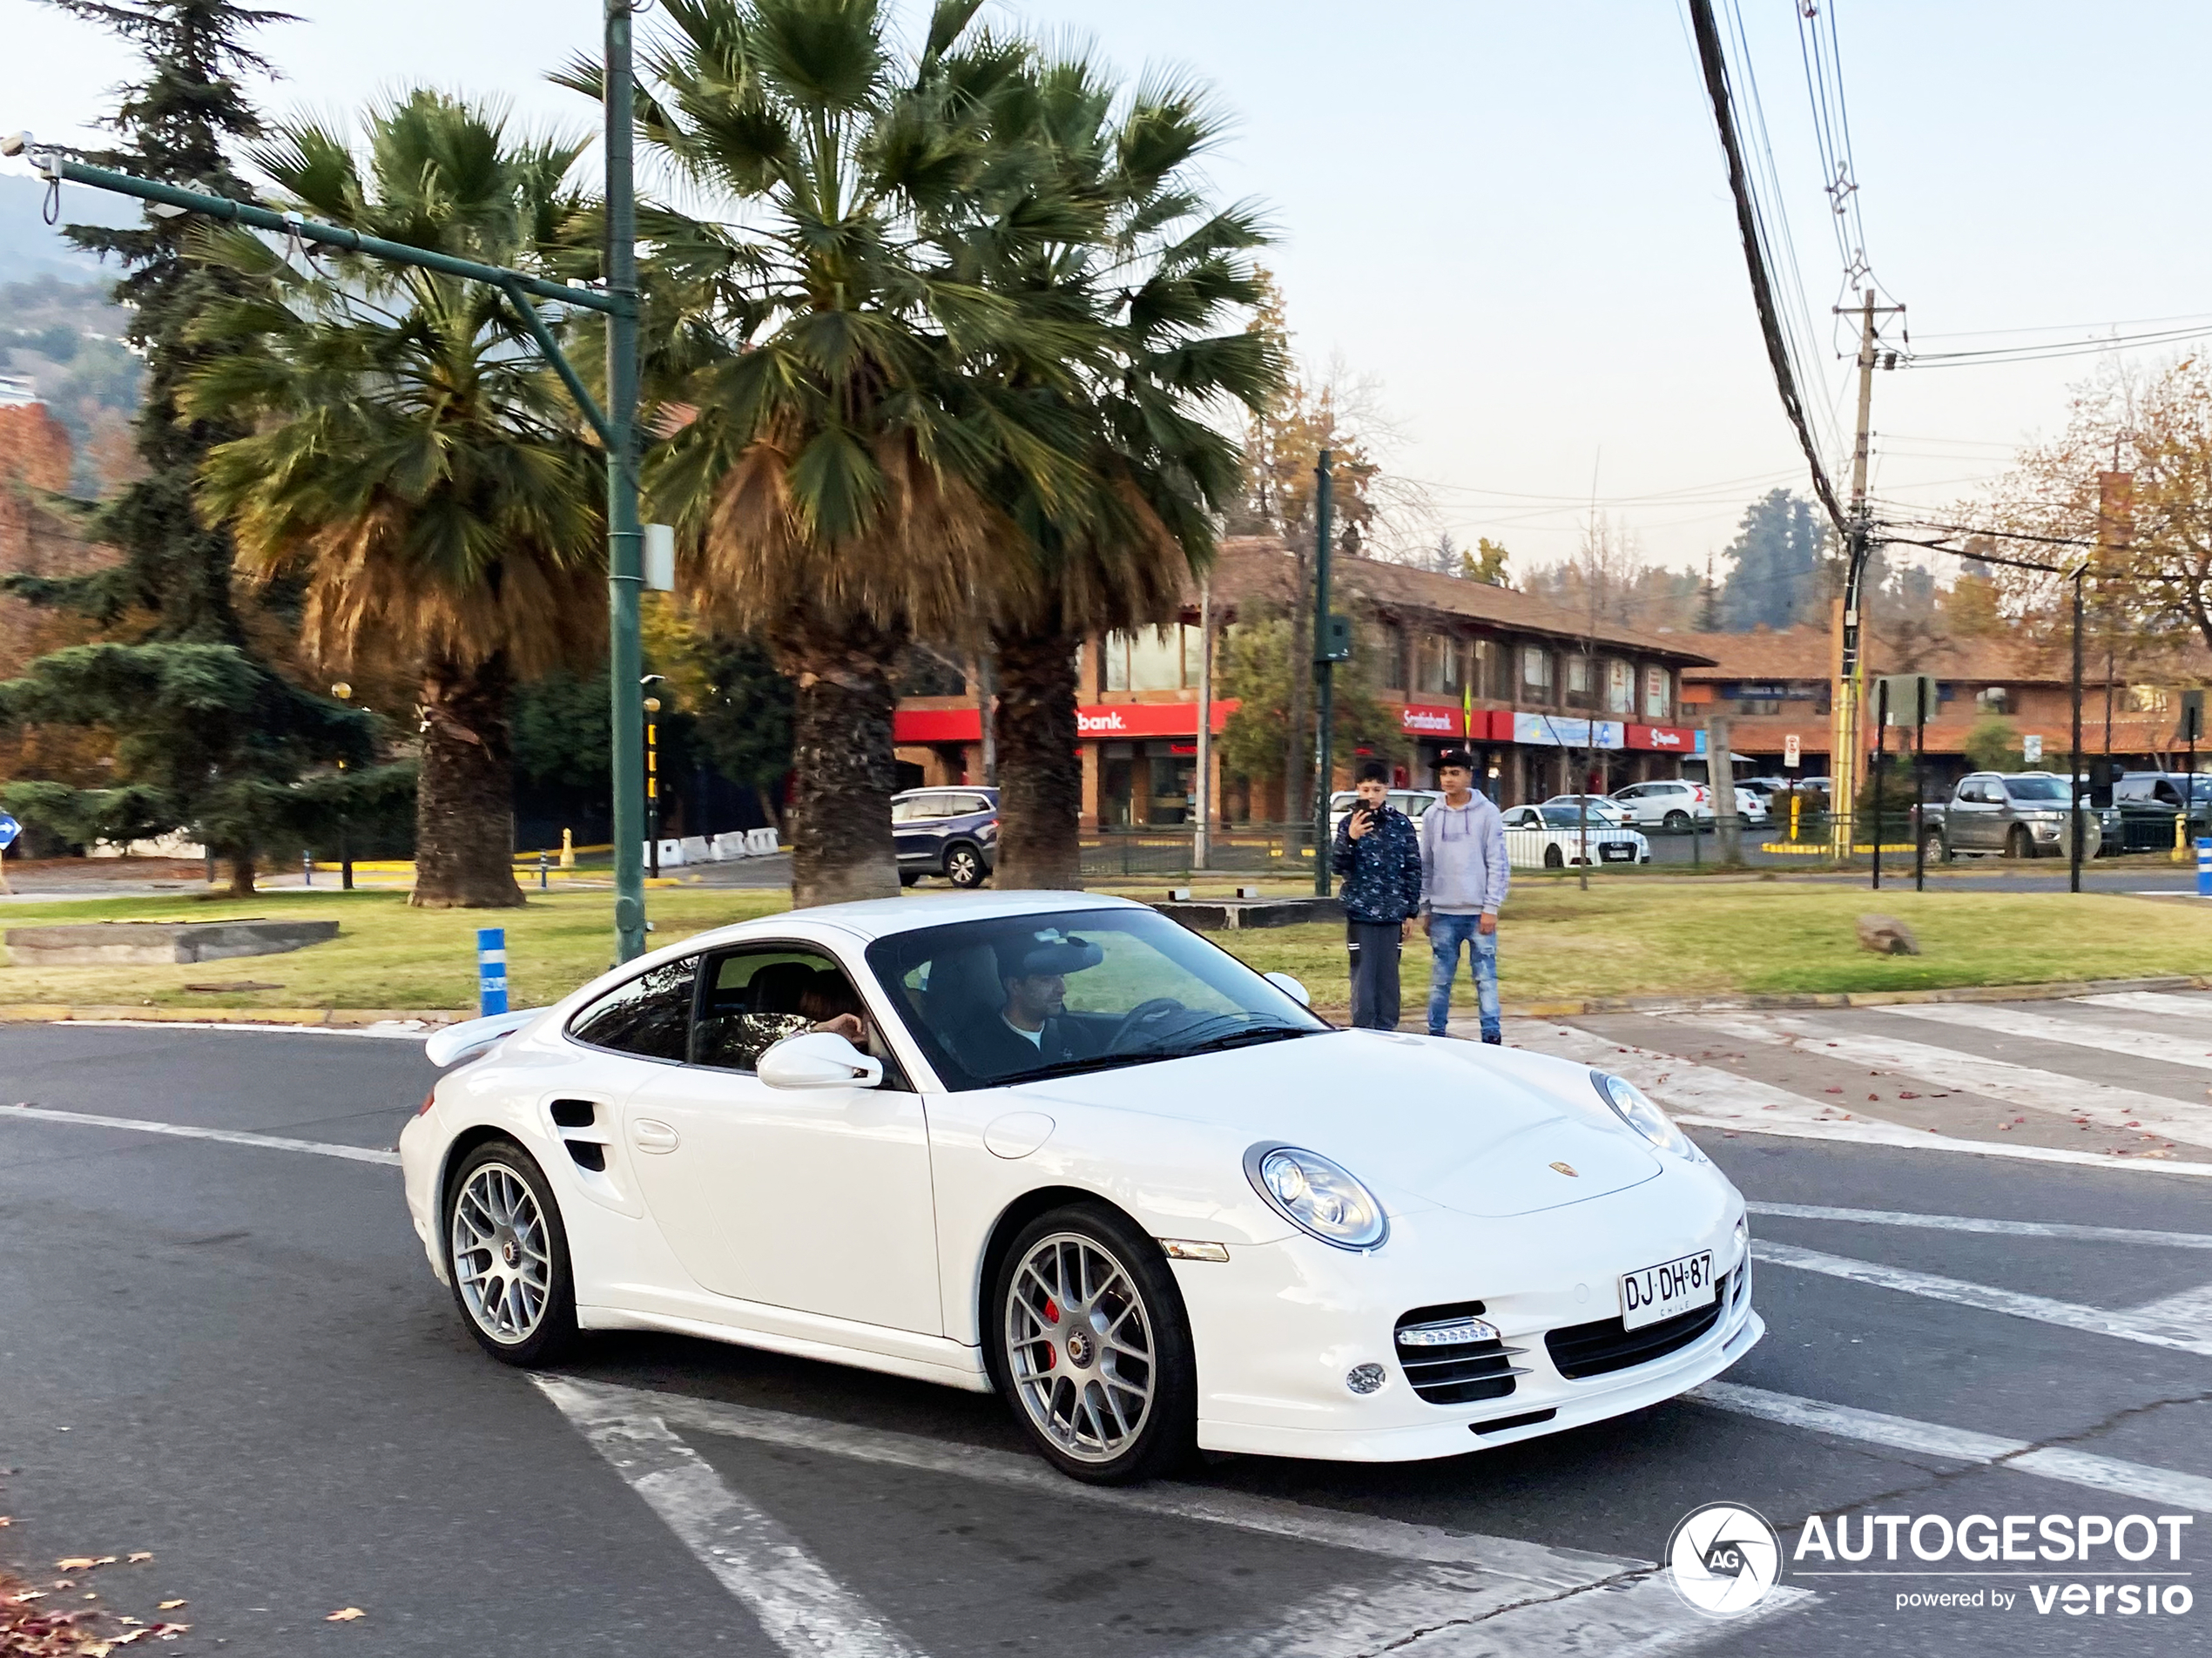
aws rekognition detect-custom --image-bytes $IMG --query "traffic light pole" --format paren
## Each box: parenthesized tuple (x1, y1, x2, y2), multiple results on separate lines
(9, 0, 650, 963)
(1312, 449, 1336, 898)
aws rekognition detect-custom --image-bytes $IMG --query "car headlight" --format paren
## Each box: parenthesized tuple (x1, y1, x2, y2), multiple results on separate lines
(1243, 1144, 1388, 1250)
(1591, 1070, 1699, 1161)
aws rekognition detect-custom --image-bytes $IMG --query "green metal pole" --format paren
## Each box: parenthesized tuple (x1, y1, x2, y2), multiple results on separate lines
(1312, 448, 1335, 898)
(604, 1, 646, 961)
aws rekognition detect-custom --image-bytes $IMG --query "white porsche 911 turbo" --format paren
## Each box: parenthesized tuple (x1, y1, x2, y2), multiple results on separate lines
(400, 891, 1760, 1485)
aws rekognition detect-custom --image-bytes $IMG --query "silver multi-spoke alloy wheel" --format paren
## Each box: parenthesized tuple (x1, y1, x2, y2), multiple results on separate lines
(451, 1160, 552, 1345)
(1004, 1231, 1157, 1466)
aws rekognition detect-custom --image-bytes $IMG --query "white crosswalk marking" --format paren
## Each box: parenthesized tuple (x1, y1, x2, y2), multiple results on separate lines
(1667, 1011, 2212, 1149)
(1691, 1382, 2212, 1513)
(2076, 991, 2212, 1021)
(1748, 1201, 2212, 1250)
(1515, 1019, 2212, 1176)
(1750, 1239, 2212, 1355)
(2123, 1282, 2212, 1347)
(1882, 1001, 2212, 1074)
(539, 1374, 1814, 1655)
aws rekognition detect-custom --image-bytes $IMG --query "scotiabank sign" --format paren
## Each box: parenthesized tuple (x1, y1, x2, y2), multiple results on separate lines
(894, 700, 1238, 745)
(1627, 723, 1698, 751)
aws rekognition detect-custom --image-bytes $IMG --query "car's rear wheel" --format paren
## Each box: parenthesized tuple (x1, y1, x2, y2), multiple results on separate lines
(946, 843, 988, 888)
(444, 1140, 577, 1365)
(899, 872, 922, 887)
(989, 1204, 1196, 1486)
(2007, 826, 2034, 860)
(1662, 809, 1690, 832)
(1922, 829, 1949, 865)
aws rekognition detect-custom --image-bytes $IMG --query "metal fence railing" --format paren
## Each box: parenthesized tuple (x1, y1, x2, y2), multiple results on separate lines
(1078, 824, 1318, 880)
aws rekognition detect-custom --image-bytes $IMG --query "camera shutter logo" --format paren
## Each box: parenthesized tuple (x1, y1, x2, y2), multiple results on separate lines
(1667, 1503, 1782, 1617)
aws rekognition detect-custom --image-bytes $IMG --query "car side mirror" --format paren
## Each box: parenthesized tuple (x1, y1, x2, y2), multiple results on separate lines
(758, 1030, 884, 1090)
(1263, 971, 1311, 1008)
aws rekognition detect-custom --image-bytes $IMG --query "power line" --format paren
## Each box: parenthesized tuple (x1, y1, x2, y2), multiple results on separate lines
(1687, 0, 1851, 538)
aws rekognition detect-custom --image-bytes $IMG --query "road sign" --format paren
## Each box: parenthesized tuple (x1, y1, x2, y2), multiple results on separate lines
(1875, 673, 1939, 726)
(1783, 735, 1800, 769)
(2023, 734, 2044, 764)
(0, 813, 20, 850)
(2184, 689, 2204, 744)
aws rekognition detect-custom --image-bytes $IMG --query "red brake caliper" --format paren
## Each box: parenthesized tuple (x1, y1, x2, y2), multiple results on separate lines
(1040, 1297, 1060, 1367)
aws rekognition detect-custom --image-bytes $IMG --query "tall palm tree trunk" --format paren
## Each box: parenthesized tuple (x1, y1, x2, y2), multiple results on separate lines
(991, 630, 1084, 889)
(413, 653, 524, 909)
(783, 621, 903, 907)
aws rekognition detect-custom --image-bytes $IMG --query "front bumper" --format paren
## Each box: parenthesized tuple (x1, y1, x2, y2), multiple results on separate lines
(1172, 1166, 1758, 1462)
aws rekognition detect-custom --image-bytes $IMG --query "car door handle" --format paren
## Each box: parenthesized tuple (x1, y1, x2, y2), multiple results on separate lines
(631, 1119, 679, 1154)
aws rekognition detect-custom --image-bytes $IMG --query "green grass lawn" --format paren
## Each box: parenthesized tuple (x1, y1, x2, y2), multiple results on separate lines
(0, 880, 2202, 1014)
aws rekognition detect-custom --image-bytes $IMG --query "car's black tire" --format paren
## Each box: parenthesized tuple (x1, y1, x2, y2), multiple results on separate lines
(987, 1203, 1197, 1486)
(1922, 830, 1949, 865)
(945, 843, 988, 888)
(1542, 845, 1564, 869)
(2007, 826, 2034, 860)
(899, 873, 922, 888)
(443, 1138, 578, 1366)
(1662, 809, 1690, 832)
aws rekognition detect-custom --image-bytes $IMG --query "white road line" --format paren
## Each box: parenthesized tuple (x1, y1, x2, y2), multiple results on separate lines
(48, 1018, 431, 1039)
(2123, 1283, 2212, 1348)
(1882, 1001, 2212, 1075)
(1750, 1239, 2212, 1357)
(541, 1375, 1812, 1655)
(1515, 1020, 2212, 1176)
(2076, 992, 2212, 1021)
(1692, 1381, 2212, 1515)
(535, 1376, 927, 1658)
(1668, 1011, 2212, 1149)
(0, 1102, 400, 1166)
(1748, 1202, 2212, 1250)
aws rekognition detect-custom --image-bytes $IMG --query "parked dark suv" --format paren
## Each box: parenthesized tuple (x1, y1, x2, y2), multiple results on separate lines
(892, 786, 998, 887)
(2114, 772, 2211, 835)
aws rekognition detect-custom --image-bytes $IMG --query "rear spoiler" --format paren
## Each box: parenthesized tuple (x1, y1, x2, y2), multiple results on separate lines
(425, 1008, 541, 1068)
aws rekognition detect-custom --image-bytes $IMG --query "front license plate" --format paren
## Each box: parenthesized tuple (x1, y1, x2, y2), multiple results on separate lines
(1599, 844, 1633, 860)
(1620, 1250, 1716, 1331)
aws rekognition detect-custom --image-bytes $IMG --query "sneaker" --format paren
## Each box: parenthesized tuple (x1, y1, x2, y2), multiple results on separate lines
(1480, 1032, 1502, 1046)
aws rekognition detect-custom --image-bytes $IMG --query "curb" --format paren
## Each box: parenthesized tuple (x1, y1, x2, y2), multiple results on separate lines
(1501, 973, 2212, 1020)
(0, 1004, 466, 1028)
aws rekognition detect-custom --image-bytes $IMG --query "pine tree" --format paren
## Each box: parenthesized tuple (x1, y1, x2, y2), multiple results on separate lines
(0, 2, 373, 893)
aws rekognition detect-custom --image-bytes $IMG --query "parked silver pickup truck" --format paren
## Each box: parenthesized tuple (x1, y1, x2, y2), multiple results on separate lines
(1920, 771, 2103, 861)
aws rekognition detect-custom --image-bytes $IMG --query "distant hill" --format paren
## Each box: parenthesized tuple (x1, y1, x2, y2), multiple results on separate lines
(0, 172, 138, 286)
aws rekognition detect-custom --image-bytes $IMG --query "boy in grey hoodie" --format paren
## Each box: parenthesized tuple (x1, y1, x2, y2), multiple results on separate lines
(1419, 749, 1510, 1043)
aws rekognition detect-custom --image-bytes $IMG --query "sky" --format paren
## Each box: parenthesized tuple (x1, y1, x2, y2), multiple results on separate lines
(3, 0, 2209, 580)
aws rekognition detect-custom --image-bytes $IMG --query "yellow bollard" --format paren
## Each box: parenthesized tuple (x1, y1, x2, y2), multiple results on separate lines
(1789, 793, 1802, 843)
(2177, 812, 2189, 864)
(560, 826, 577, 870)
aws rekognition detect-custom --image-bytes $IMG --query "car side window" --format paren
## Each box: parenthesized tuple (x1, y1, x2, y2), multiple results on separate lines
(954, 793, 992, 817)
(568, 957, 698, 1062)
(691, 947, 909, 1088)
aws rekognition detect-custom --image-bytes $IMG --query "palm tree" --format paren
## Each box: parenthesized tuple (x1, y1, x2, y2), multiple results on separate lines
(979, 58, 1281, 887)
(184, 91, 605, 908)
(573, 0, 1099, 906)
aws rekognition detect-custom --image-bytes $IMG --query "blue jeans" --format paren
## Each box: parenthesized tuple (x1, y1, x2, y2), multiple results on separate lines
(1426, 913, 1500, 1040)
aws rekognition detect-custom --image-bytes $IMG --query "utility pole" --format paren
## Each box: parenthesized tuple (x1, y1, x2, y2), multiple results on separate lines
(1312, 450, 1337, 897)
(1829, 290, 1904, 863)
(1194, 576, 1214, 870)
(1710, 714, 1739, 864)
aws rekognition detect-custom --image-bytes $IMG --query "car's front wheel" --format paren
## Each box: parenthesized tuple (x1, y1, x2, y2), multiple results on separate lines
(2007, 826, 2034, 860)
(989, 1204, 1196, 1485)
(1922, 829, 1949, 865)
(444, 1139, 577, 1365)
(1542, 845, 1564, 868)
(945, 843, 988, 888)
(1662, 809, 1690, 832)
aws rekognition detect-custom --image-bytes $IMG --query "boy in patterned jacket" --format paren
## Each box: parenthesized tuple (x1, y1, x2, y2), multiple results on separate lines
(1329, 763, 1424, 1029)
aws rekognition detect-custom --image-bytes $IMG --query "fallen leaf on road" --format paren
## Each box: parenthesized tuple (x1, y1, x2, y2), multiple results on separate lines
(156, 1601, 185, 1611)
(1824, 1087, 1844, 1094)
(1898, 1091, 1919, 1099)
(53, 1560, 97, 1574)
(125, 1554, 151, 1565)
(327, 1607, 366, 1622)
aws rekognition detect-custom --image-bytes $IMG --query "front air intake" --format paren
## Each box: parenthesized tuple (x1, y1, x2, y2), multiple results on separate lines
(1393, 1301, 1527, 1405)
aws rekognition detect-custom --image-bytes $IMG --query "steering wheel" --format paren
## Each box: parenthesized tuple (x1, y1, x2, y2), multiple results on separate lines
(1108, 997, 1187, 1053)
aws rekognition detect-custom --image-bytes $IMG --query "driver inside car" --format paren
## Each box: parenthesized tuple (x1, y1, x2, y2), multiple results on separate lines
(952, 932, 1105, 1080)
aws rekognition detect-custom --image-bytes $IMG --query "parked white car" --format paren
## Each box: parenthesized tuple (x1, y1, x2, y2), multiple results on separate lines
(403, 893, 1757, 1484)
(1608, 778, 1714, 832)
(1501, 805, 1652, 868)
(1731, 786, 1770, 826)
(1540, 793, 1632, 826)
(1326, 788, 1446, 840)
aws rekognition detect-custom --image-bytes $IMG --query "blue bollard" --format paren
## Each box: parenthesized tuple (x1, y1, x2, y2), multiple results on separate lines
(2198, 839, 2212, 899)
(477, 927, 508, 1015)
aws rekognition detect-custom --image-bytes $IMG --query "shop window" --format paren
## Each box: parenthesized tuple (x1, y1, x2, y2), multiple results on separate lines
(1415, 630, 1462, 694)
(1975, 686, 2009, 715)
(1520, 644, 1553, 703)
(1478, 637, 1513, 700)
(1100, 627, 1196, 692)
(1099, 739, 1191, 826)
(1643, 665, 1669, 720)
(1606, 659, 1635, 716)
(1564, 653, 1595, 711)
(1379, 623, 1407, 690)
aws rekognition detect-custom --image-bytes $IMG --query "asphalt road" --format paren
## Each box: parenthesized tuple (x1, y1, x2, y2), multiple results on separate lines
(2, 1021, 2207, 1657)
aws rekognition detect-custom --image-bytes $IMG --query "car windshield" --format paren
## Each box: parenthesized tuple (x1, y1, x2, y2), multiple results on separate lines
(1536, 806, 1611, 827)
(2005, 777, 2067, 801)
(867, 908, 1331, 1091)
